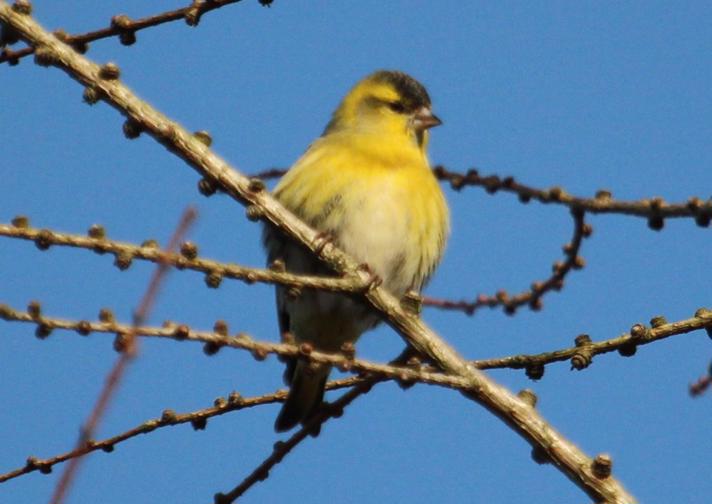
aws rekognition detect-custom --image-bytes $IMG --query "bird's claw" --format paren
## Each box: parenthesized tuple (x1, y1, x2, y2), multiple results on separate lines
(313, 231, 335, 256)
(357, 263, 382, 290)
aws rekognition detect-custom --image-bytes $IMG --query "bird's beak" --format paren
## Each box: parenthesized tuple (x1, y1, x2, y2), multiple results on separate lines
(413, 106, 442, 130)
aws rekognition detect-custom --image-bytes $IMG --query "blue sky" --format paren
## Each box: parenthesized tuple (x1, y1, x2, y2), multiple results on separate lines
(2, 1, 711, 502)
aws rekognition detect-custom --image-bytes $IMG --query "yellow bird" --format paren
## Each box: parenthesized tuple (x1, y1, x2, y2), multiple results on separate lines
(263, 70, 450, 432)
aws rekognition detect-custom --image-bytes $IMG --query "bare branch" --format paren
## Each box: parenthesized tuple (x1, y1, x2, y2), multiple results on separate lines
(0, 377, 359, 484)
(0, 0, 267, 65)
(0, 219, 368, 295)
(215, 348, 415, 502)
(251, 166, 712, 226)
(215, 383, 370, 503)
(433, 165, 712, 227)
(6, 301, 711, 380)
(424, 209, 590, 315)
(477, 309, 712, 376)
(0, 303, 471, 391)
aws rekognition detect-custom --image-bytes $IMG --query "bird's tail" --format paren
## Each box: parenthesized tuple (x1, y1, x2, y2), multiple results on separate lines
(275, 360, 330, 433)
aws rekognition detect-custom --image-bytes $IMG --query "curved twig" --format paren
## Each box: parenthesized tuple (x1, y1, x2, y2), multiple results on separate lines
(423, 209, 589, 315)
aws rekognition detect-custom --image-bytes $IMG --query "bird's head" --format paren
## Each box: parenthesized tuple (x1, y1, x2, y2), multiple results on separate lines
(324, 70, 441, 149)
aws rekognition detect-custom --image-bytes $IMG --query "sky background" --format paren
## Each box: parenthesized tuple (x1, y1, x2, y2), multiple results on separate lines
(2, 1, 712, 502)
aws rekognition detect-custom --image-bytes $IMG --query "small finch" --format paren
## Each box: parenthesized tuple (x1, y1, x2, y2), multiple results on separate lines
(263, 70, 449, 432)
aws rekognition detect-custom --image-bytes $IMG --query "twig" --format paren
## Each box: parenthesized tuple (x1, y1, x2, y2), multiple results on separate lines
(423, 209, 589, 315)
(0, 377, 359, 484)
(215, 384, 368, 503)
(0, 7, 636, 502)
(0, 0, 269, 65)
(48, 208, 196, 504)
(689, 374, 712, 397)
(0, 303, 470, 391)
(6, 303, 711, 379)
(0, 219, 368, 295)
(1, 301, 708, 488)
(689, 358, 712, 397)
(433, 165, 712, 228)
(215, 348, 414, 503)
(476, 309, 712, 378)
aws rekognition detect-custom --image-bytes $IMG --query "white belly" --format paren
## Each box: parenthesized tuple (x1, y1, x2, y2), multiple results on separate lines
(335, 178, 418, 298)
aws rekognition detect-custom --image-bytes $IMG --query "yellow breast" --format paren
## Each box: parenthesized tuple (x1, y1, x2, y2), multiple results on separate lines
(274, 131, 449, 295)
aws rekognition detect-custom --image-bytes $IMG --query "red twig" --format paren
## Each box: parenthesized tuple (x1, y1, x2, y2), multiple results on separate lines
(49, 207, 197, 504)
(689, 368, 712, 397)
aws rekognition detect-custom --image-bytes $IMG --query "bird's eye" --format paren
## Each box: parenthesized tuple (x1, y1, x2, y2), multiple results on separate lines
(387, 101, 406, 114)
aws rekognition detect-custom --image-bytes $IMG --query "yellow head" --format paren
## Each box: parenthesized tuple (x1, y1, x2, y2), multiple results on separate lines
(323, 70, 441, 150)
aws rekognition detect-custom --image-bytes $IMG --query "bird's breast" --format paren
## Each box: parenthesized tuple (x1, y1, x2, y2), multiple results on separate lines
(274, 132, 449, 296)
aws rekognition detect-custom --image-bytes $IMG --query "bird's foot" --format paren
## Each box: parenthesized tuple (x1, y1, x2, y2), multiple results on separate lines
(312, 231, 336, 257)
(357, 262, 382, 290)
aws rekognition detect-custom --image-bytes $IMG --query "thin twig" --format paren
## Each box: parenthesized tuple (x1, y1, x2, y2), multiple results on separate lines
(423, 209, 589, 315)
(0, 0, 264, 64)
(476, 309, 712, 377)
(689, 361, 712, 397)
(250, 166, 712, 226)
(216, 348, 414, 503)
(215, 384, 368, 503)
(3, 306, 712, 485)
(0, 220, 368, 295)
(5, 303, 712, 381)
(0, 303, 469, 391)
(433, 165, 712, 227)
(0, 377, 359, 484)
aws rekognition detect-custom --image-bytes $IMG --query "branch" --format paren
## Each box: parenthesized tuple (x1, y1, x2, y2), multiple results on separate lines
(0, 6, 635, 502)
(0, 303, 471, 391)
(477, 309, 712, 377)
(433, 165, 712, 228)
(7, 302, 712, 379)
(0, 0, 271, 65)
(215, 347, 415, 502)
(424, 209, 589, 315)
(0, 219, 369, 295)
(251, 166, 712, 227)
(215, 382, 371, 503)
(0, 377, 360, 484)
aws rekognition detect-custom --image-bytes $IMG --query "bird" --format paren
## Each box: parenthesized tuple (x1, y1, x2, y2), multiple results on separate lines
(263, 70, 450, 432)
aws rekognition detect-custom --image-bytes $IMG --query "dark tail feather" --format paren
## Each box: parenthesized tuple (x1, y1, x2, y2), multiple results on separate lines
(275, 361, 329, 433)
